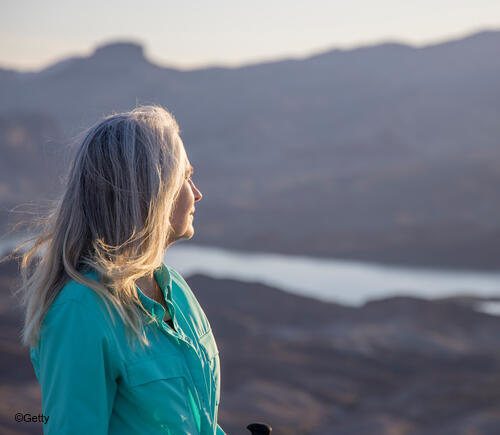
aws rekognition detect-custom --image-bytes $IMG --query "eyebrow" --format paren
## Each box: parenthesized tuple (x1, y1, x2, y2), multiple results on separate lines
(186, 165, 194, 176)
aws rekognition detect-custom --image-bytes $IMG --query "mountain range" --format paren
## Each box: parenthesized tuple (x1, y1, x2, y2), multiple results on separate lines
(1, 30, 499, 269)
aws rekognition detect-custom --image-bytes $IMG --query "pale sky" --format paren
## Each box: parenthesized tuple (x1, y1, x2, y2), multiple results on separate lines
(1, 0, 499, 71)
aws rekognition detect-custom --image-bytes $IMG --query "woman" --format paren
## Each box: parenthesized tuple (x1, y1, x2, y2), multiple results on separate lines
(16, 106, 225, 434)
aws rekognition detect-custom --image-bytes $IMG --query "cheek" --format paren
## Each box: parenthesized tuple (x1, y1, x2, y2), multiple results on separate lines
(171, 192, 192, 227)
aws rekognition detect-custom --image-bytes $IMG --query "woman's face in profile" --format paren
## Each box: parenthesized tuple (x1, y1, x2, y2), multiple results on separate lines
(167, 161, 202, 246)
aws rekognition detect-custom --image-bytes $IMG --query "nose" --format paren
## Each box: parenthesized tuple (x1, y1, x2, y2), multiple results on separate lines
(191, 180, 202, 202)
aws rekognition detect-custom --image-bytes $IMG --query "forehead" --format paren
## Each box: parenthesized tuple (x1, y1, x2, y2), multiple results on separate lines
(178, 138, 192, 172)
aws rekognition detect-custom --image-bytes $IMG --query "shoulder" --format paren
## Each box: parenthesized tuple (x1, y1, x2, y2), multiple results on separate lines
(43, 271, 116, 335)
(31, 273, 123, 387)
(52, 270, 102, 305)
(35, 272, 122, 363)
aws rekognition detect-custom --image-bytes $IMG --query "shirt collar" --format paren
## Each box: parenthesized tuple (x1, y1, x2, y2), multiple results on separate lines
(153, 262, 172, 302)
(136, 262, 172, 317)
(81, 263, 172, 315)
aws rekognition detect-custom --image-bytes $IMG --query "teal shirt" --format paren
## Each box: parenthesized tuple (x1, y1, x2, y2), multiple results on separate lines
(30, 263, 225, 435)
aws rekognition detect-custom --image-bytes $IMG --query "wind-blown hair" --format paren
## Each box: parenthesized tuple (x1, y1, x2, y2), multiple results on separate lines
(14, 105, 188, 348)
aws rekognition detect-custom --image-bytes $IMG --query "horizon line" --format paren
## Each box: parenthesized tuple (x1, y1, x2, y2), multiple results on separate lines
(1, 26, 499, 74)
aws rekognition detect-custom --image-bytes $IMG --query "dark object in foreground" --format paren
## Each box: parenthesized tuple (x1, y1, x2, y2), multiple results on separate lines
(247, 422, 272, 434)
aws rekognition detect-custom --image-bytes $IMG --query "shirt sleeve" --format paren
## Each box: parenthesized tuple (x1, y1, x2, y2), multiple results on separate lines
(35, 299, 118, 434)
(216, 423, 226, 434)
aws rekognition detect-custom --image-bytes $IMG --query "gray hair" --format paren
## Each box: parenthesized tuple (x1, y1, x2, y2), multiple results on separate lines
(13, 105, 188, 348)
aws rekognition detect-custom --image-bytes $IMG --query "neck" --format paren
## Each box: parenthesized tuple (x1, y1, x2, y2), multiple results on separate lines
(136, 273, 157, 299)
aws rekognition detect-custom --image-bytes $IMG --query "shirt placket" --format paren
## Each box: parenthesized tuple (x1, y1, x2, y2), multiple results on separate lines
(151, 294, 212, 429)
(166, 297, 216, 433)
(153, 266, 215, 433)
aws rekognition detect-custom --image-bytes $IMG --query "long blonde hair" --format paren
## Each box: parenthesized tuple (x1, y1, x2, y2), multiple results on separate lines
(12, 105, 188, 348)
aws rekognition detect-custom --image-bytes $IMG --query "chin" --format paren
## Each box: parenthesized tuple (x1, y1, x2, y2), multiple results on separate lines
(183, 229, 195, 240)
(166, 228, 194, 247)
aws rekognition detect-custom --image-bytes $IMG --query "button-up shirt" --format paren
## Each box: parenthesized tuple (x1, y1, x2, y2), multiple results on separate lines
(30, 263, 225, 434)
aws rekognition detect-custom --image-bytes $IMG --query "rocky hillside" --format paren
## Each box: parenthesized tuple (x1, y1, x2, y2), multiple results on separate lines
(2, 259, 500, 434)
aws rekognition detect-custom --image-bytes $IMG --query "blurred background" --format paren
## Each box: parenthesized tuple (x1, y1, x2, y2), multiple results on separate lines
(1, 1, 500, 434)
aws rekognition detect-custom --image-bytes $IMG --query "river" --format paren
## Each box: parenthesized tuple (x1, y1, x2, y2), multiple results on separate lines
(3, 236, 499, 307)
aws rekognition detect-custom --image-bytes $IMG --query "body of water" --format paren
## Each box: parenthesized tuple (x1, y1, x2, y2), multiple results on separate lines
(164, 244, 500, 306)
(3, 237, 499, 307)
